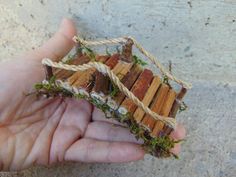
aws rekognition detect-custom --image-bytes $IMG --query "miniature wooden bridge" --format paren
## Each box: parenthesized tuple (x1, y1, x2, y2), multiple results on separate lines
(41, 35, 191, 139)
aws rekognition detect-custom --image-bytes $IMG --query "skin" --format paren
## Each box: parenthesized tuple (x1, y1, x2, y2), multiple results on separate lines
(0, 18, 186, 171)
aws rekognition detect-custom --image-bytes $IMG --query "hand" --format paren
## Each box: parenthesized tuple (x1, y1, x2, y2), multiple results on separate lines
(0, 18, 186, 171)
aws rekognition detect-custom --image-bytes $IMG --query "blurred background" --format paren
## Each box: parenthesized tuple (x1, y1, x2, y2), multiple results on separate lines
(0, 0, 235, 177)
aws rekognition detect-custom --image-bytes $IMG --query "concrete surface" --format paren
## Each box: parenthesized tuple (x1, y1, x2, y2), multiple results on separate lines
(0, 0, 235, 177)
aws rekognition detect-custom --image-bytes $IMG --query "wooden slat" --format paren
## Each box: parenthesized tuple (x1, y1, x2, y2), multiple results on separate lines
(118, 62, 133, 79)
(72, 68, 96, 93)
(163, 87, 187, 135)
(107, 64, 142, 109)
(133, 76, 161, 123)
(105, 53, 120, 69)
(141, 84, 169, 131)
(118, 69, 153, 115)
(55, 55, 90, 80)
(95, 55, 110, 63)
(151, 89, 176, 137)
(112, 61, 126, 75)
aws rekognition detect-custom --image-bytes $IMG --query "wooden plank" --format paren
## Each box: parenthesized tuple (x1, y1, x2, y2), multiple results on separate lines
(112, 61, 126, 75)
(118, 69, 153, 115)
(105, 53, 120, 69)
(118, 62, 133, 79)
(133, 76, 161, 123)
(71, 68, 96, 96)
(55, 55, 90, 80)
(163, 87, 187, 135)
(95, 55, 110, 63)
(151, 89, 176, 137)
(141, 84, 169, 131)
(107, 64, 142, 109)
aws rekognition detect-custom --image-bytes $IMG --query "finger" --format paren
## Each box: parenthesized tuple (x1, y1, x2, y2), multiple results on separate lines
(84, 121, 143, 144)
(170, 124, 186, 140)
(49, 98, 92, 164)
(170, 143, 181, 155)
(92, 107, 124, 126)
(64, 138, 145, 163)
(31, 18, 77, 61)
(169, 124, 186, 155)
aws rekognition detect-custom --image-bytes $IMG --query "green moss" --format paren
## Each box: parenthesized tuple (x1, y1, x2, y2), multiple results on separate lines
(132, 55, 147, 66)
(179, 101, 188, 113)
(34, 77, 73, 98)
(109, 82, 119, 97)
(106, 47, 112, 57)
(78, 45, 96, 61)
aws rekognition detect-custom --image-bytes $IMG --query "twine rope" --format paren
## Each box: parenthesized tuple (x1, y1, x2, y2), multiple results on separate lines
(42, 58, 177, 129)
(73, 36, 192, 89)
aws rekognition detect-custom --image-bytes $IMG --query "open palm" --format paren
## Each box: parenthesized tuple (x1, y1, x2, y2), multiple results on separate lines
(0, 19, 185, 171)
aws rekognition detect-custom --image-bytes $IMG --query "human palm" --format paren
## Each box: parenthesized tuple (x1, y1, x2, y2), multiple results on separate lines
(0, 19, 185, 171)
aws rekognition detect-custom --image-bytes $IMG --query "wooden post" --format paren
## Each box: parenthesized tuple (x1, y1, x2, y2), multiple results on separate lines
(107, 64, 142, 109)
(133, 76, 161, 123)
(151, 89, 176, 137)
(90, 71, 109, 103)
(141, 84, 169, 131)
(169, 87, 187, 117)
(120, 38, 133, 63)
(118, 69, 153, 115)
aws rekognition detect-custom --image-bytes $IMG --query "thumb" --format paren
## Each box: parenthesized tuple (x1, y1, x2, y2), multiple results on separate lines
(35, 18, 77, 61)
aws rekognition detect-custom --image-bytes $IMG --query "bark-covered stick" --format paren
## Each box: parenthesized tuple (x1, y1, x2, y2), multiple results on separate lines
(118, 69, 153, 115)
(90, 71, 109, 103)
(133, 76, 161, 123)
(169, 87, 187, 117)
(107, 64, 142, 109)
(151, 89, 176, 137)
(120, 38, 133, 63)
(141, 84, 169, 131)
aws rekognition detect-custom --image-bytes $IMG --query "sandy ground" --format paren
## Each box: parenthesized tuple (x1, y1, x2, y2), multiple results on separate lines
(0, 0, 235, 177)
